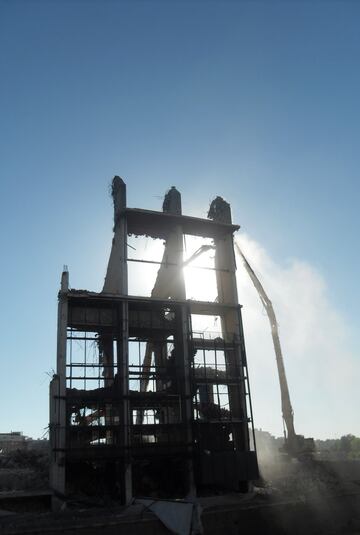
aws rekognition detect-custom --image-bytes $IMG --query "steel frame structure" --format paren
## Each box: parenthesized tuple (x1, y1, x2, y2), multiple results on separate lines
(49, 178, 258, 508)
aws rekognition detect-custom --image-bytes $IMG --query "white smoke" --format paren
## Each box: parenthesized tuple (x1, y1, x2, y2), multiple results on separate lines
(235, 233, 359, 440)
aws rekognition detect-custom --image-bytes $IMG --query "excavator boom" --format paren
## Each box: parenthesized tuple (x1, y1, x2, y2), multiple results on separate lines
(235, 243, 314, 457)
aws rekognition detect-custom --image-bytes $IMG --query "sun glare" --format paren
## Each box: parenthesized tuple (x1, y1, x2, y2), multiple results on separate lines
(127, 234, 218, 303)
(183, 235, 217, 301)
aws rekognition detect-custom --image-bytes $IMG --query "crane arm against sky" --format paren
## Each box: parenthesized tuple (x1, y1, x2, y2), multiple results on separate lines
(235, 244, 295, 435)
(235, 243, 315, 457)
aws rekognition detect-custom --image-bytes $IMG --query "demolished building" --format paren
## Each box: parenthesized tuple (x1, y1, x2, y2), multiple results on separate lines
(49, 177, 258, 508)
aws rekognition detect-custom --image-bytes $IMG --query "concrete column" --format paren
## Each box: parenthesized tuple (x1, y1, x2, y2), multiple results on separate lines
(151, 186, 186, 300)
(103, 176, 131, 503)
(118, 299, 132, 504)
(160, 188, 194, 494)
(50, 270, 68, 510)
(140, 187, 185, 399)
(150, 188, 186, 427)
(178, 304, 196, 498)
(208, 198, 250, 451)
(103, 176, 128, 295)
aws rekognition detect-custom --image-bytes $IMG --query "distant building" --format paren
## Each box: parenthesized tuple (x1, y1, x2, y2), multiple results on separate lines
(0, 432, 27, 453)
(0, 432, 49, 454)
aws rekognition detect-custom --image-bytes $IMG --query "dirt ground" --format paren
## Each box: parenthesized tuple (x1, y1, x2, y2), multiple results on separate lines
(0, 453, 360, 534)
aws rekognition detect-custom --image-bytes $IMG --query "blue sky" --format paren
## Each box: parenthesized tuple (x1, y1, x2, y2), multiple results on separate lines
(0, 0, 359, 439)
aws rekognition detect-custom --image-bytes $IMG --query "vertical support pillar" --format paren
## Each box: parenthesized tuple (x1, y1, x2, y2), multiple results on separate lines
(149, 187, 195, 494)
(176, 304, 196, 498)
(103, 176, 128, 294)
(208, 198, 250, 452)
(151, 186, 186, 300)
(139, 187, 186, 421)
(103, 176, 132, 503)
(50, 270, 68, 510)
(117, 299, 131, 503)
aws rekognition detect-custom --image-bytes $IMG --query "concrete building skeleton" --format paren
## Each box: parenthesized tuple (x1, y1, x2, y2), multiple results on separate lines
(49, 177, 258, 507)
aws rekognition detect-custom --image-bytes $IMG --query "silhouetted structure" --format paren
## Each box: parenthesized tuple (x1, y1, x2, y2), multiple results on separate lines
(49, 178, 258, 509)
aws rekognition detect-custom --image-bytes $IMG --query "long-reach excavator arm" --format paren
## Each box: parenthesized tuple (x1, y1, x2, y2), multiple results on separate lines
(235, 243, 314, 458)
